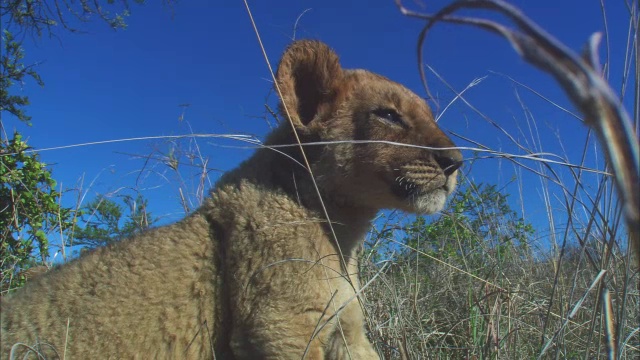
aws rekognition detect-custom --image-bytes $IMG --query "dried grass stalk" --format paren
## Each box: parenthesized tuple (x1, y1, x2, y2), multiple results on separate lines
(396, 0, 640, 265)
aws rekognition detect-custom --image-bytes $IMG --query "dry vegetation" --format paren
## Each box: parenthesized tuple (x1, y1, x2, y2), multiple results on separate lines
(360, 200, 638, 359)
(358, 1, 639, 358)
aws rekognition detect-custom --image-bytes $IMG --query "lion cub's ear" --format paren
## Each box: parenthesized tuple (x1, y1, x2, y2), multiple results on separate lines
(276, 40, 343, 131)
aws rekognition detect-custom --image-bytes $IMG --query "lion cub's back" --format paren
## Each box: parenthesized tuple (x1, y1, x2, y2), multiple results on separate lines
(1, 212, 222, 359)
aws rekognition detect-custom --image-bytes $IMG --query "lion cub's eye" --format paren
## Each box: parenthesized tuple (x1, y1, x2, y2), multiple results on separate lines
(372, 108, 405, 127)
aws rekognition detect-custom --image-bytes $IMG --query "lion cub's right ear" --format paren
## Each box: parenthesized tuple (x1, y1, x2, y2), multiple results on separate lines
(276, 40, 343, 132)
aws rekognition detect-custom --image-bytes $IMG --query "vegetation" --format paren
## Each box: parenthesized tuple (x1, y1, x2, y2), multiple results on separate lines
(0, 0, 147, 290)
(0, 133, 75, 289)
(73, 194, 157, 249)
(361, 180, 637, 359)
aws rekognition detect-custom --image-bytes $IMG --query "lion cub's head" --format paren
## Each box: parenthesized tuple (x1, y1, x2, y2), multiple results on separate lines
(275, 40, 462, 215)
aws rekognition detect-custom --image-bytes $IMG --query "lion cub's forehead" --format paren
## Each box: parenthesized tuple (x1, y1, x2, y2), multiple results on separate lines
(343, 69, 430, 113)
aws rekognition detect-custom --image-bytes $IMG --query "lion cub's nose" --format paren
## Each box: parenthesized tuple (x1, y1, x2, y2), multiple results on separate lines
(435, 155, 463, 177)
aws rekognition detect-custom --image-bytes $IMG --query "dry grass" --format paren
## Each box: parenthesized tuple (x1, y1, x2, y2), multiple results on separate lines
(357, 1, 639, 358)
(359, 216, 638, 358)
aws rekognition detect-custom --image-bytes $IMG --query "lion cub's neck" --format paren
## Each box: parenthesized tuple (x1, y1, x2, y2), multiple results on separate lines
(214, 125, 377, 253)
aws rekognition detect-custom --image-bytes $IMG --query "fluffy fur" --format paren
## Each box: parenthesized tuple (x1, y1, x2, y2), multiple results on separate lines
(1, 40, 462, 359)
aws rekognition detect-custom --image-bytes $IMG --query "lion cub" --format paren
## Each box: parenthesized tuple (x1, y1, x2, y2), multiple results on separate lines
(1, 40, 462, 359)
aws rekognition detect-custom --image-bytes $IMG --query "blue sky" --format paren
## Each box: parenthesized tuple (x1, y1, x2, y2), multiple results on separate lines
(3, 0, 635, 254)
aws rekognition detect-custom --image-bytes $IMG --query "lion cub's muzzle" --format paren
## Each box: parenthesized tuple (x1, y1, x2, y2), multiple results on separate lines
(392, 154, 463, 199)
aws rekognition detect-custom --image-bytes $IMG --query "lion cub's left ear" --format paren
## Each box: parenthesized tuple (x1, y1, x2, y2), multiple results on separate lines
(276, 40, 343, 132)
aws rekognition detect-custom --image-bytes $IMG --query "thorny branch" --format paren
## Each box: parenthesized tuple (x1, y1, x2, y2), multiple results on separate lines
(395, 0, 639, 267)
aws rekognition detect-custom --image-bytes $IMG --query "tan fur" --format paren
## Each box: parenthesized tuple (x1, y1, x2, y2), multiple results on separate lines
(1, 40, 462, 359)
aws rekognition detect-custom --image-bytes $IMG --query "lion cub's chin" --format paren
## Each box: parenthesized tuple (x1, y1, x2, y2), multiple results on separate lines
(409, 188, 449, 214)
